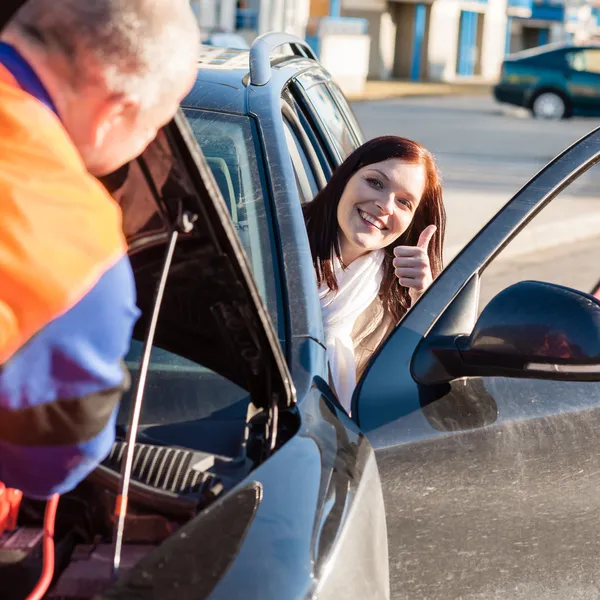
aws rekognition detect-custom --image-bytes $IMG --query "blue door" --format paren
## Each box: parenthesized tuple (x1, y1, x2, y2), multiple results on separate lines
(410, 3, 427, 81)
(457, 10, 479, 76)
(505, 16, 512, 55)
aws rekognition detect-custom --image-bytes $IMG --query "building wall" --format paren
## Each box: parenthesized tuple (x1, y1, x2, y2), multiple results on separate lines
(427, 0, 506, 81)
(191, 0, 237, 31)
(341, 8, 397, 79)
(428, 0, 462, 80)
(480, 0, 508, 79)
(246, 0, 310, 38)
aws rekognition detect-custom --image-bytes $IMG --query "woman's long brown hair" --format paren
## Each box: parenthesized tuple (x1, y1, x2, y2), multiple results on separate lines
(303, 136, 446, 323)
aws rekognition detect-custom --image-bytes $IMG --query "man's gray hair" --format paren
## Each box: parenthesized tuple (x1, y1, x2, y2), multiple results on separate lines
(12, 0, 199, 106)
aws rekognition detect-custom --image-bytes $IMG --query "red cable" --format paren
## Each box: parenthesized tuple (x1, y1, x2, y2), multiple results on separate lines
(26, 493, 60, 600)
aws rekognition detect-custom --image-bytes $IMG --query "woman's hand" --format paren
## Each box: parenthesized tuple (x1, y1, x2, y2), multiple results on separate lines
(393, 225, 437, 305)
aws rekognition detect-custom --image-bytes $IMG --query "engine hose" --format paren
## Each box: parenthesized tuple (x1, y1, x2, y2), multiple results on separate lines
(26, 493, 60, 600)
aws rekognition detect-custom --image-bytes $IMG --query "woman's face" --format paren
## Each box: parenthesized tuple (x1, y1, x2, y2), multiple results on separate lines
(336, 158, 426, 264)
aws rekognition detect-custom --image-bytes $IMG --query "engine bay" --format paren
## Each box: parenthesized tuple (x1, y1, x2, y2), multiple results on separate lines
(1, 439, 253, 599)
(0, 118, 296, 599)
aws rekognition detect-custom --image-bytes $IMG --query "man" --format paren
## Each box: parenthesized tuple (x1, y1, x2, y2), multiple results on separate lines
(0, 0, 200, 499)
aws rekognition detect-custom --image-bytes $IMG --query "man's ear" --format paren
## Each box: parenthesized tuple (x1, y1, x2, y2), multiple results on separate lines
(92, 93, 141, 148)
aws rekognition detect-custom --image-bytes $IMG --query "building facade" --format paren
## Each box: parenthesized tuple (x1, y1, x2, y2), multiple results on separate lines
(331, 0, 509, 82)
(191, 0, 600, 82)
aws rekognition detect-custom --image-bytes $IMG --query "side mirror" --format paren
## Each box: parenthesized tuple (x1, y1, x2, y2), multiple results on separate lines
(413, 281, 600, 384)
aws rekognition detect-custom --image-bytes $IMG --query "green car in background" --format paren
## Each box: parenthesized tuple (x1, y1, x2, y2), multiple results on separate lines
(494, 43, 600, 120)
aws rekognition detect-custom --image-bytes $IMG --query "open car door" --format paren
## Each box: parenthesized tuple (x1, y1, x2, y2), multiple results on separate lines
(354, 127, 600, 599)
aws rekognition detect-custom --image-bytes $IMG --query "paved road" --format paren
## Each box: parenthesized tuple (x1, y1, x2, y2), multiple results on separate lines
(352, 95, 600, 198)
(481, 236, 600, 309)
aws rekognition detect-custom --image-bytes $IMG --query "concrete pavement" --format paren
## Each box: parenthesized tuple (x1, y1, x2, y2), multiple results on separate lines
(481, 235, 600, 308)
(443, 189, 600, 264)
(346, 79, 494, 103)
(351, 95, 600, 264)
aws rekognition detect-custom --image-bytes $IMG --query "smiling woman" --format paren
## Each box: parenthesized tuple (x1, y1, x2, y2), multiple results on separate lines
(303, 136, 446, 412)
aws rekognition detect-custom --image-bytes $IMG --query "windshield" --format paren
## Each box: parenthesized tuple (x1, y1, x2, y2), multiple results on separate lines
(184, 108, 279, 326)
(118, 110, 281, 455)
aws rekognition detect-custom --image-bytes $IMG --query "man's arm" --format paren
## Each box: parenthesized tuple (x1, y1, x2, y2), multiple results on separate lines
(0, 80, 139, 498)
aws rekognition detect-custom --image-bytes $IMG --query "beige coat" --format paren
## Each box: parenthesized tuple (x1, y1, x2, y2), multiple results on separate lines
(351, 296, 397, 382)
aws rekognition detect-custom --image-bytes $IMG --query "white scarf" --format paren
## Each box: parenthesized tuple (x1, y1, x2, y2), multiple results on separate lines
(319, 250, 385, 414)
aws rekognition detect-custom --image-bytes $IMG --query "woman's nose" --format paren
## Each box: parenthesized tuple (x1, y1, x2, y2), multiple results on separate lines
(376, 193, 395, 215)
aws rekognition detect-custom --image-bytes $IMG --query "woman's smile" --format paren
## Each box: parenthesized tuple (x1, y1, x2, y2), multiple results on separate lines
(357, 208, 388, 231)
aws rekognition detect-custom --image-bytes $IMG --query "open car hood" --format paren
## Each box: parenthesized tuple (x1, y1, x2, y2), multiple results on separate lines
(100, 112, 294, 412)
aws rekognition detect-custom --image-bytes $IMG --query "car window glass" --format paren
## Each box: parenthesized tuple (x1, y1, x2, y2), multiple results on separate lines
(182, 108, 279, 330)
(305, 83, 357, 161)
(568, 49, 600, 74)
(477, 164, 600, 312)
(283, 119, 319, 203)
(328, 81, 364, 144)
(119, 111, 284, 454)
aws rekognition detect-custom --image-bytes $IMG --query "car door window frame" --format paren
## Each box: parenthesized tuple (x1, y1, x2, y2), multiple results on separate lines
(282, 86, 332, 180)
(282, 118, 318, 204)
(354, 126, 600, 439)
(327, 80, 365, 145)
(281, 99, 327, 196)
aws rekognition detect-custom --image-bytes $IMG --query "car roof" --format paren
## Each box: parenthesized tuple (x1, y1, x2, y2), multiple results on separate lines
(183, 44, 322, 115)
(506, 41, 600, 61)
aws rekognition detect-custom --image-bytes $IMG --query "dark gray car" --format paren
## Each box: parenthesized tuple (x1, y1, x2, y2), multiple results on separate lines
(134, 36, 600, 600)
(104, 35, 600, 600)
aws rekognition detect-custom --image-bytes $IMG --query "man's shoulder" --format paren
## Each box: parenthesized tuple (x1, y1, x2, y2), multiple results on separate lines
(0, 70, 90, 175)
(0, 72, 130, 365)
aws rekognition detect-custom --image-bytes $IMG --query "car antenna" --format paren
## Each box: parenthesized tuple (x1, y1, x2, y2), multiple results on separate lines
(111, 206, 197, 580)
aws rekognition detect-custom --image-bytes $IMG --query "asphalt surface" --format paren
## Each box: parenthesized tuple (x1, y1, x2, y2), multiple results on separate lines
(480, 235, 600, 309)
(352, 95, 600, 198)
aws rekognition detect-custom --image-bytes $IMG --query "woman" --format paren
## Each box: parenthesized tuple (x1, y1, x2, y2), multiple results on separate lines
(303, 136, 446, 413)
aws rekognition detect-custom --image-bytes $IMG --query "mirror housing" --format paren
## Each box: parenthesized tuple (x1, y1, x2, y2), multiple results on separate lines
(413, 281, 600, 384)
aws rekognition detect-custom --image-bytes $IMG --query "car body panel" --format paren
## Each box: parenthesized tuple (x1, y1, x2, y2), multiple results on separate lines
(103, 387, 388, 600)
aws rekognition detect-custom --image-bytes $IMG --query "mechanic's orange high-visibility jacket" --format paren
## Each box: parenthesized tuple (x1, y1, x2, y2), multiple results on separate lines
(0, 42, 139, 499)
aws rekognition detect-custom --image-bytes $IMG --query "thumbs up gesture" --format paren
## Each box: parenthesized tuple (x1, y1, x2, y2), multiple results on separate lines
(393, 225, 437, 305)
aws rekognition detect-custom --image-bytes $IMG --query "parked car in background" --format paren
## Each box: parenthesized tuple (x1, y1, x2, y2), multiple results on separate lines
(494, 42, 600, 119)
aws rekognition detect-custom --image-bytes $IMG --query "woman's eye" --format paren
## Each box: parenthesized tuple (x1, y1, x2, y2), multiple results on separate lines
(366, 177, 383, 189)
(396, 198, 411, 209)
